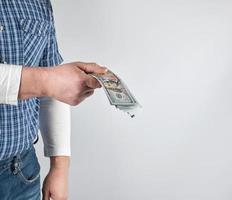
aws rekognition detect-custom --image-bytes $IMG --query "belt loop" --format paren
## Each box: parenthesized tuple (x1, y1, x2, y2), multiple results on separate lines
(12, 155, 20, 175)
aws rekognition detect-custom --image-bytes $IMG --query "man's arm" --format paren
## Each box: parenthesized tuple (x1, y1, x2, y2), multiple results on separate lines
(42, 156, 70, 200)
(0, 62, 107, 106)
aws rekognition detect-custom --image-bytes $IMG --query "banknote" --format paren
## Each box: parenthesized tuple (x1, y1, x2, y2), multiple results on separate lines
(90, 70, 141, 118)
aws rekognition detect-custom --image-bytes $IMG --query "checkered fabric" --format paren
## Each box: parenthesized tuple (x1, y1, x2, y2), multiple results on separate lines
(0, 0, 63, 160)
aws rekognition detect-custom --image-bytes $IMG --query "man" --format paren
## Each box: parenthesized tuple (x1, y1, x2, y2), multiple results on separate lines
(0, 0, 106, 199)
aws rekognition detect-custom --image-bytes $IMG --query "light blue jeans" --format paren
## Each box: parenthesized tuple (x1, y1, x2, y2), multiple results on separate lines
(0, 145, 41, 200)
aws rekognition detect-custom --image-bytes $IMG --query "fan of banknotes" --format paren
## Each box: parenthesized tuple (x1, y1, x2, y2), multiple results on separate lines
(90, 70, 141, 118)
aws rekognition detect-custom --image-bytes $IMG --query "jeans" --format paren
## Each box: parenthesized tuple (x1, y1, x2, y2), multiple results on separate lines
(0, 145, 41, 200)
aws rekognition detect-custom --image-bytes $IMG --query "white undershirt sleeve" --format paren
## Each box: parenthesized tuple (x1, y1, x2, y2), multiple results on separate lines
(0, 64, 22, 105)
(39, 96, 71, 157)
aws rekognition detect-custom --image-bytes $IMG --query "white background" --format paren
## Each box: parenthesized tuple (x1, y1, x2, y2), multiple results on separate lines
(36, 0, 232, 199)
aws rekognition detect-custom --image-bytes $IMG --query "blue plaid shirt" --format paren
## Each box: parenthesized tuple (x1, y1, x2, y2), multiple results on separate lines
(0, 0, 63, 160)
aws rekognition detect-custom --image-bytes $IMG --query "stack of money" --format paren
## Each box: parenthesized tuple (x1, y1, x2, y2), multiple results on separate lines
(91, 70, 141, 118)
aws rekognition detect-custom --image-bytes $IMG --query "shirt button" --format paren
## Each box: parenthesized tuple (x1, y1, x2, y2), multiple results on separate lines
(0, 25, 4, 32)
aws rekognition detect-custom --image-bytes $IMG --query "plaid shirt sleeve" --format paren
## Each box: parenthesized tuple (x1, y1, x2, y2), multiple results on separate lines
(38, 22, 63, 67)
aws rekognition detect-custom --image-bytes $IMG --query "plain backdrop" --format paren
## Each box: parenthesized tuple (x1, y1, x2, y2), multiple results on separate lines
(36, 0, 232, 200)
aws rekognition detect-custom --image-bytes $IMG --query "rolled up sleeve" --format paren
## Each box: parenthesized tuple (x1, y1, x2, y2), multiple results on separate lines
(0, 64, 22, 105)
(39, 97, 71, 157)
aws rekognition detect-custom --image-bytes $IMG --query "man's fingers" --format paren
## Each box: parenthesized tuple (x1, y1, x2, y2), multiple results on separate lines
(85, 76, 101, 89)
(82, 88, 95, 95)
(84, 90, 94, 98)
(76, 90, 94, 104)
(77, 62, 108, 74)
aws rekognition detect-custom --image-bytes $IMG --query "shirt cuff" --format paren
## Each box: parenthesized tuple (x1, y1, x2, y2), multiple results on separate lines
(0, 64, 22, 105)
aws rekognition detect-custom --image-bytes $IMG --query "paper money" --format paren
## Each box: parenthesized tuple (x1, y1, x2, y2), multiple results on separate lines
(91, 70, 141, 118)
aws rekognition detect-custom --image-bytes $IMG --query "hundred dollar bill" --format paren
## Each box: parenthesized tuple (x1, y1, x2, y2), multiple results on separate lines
(90, 70, 141, 118)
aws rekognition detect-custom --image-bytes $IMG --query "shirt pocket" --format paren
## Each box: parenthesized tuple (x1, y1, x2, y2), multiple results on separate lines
(20, 19, 52, 66)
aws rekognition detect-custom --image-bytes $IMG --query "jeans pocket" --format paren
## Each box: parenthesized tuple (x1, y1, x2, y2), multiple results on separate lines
(15, 147, 41, 185)
(18, 165, 40, 184)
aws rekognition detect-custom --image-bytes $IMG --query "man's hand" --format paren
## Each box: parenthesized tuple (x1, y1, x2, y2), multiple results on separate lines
(45, 62, 107, 106)
(42, 156, 70, 200)
(19, 62, 107, 106)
